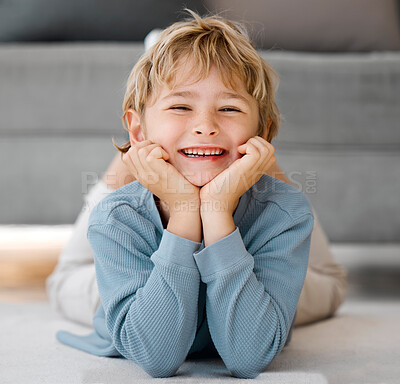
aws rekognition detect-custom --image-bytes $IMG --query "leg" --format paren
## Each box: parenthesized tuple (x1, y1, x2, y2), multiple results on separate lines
(295, 208, 347, 325)
(47, 153, 135, 324)
(267, 162, 347, 325)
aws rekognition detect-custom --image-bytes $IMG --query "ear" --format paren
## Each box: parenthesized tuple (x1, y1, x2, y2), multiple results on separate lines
(125, 109, 145, 145)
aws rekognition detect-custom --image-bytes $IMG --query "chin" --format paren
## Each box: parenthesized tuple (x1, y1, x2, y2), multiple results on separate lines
(184, 171, 219, 187)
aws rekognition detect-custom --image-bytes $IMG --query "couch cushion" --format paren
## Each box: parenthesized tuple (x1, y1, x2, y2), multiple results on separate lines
(0, 43, 144, 135)
(276, 148, 400, 242)
(0, 135, 124, 224)
(263, 51, 400, 146)
(205, 0, 400, 51)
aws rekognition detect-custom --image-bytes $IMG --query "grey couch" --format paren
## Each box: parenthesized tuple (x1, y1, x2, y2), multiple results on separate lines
(1, 44, 399, 244)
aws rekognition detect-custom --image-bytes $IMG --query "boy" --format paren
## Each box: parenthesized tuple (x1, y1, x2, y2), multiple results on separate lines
(57, 11, 314, 379)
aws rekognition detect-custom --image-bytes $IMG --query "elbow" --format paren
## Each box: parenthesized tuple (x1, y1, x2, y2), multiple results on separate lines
(227, 357, 270, 379)
(140, 359, 181, 378)
(223, 339, 279, 379)
(120, 339, 185, 378)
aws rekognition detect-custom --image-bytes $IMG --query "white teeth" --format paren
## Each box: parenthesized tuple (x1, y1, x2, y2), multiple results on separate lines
(182, 148, 224, 156)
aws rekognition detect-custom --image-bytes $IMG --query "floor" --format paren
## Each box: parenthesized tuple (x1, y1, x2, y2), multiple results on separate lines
(0, 225, 71, 302)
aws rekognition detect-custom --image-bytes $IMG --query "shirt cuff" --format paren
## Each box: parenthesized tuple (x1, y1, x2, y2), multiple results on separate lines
(151, 229, 201, 270)
(193, 227, 253, 279)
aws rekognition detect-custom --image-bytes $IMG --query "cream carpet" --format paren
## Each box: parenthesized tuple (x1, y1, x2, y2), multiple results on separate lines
(1, 298, 399, 384)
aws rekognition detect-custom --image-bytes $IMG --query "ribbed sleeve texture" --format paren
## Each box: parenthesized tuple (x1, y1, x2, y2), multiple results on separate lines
(56, 175, 314, 379)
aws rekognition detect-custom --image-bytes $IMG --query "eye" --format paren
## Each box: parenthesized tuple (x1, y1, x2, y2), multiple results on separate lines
(220, 107, 241, 112)
(170, 105, 191, 111)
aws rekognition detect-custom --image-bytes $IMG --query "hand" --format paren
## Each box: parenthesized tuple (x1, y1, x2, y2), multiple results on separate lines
(122, 140, 200, 214)
(200, 136, 276, 217)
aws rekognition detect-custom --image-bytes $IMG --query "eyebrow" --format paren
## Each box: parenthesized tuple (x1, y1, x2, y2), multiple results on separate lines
(218, 91, 250, 104)
(161, 91, 196, 100)
(162, 90, 250, 105)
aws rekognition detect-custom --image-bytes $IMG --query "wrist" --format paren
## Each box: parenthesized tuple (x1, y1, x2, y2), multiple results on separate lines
(200, 196, 238, 218)
(201, 210, 236, 247)
(168, 198, 200, 216)
(167, 206, 202, 243)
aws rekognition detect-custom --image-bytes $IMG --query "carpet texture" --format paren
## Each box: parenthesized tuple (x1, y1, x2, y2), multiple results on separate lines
(1, 298, 399, 384)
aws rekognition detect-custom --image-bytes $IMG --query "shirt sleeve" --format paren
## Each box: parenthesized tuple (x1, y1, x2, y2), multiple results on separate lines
(193, 209, 314, 379)
(88, 219, 201, 378)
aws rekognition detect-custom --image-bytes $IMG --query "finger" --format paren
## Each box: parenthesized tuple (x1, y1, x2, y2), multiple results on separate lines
(259, 141, 275, 170)
(251, 137, 275, 164)
(124, 140, 154, 165)
(237, 142, 247, 154)
(233, 143, 262, 175)
(237, 137, 261, 157)
(238, 138, 274, 179)
(252, 135, 274, 151)
(131, 139, 153, 149)
(136, 143, 160, 159)
(131, 140, 157, 162)
(143, 146, 171, 180)
(252, 136, 275, 153)
(243, 137, 264, 161)
(134, 143, 160, 166)
(130, 143, 160, 181)
(121, 151, 139, 178)
(146, 146, 170, 162)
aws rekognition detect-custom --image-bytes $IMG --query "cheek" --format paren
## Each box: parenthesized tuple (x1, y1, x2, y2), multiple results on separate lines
(147, 133, 177, 156)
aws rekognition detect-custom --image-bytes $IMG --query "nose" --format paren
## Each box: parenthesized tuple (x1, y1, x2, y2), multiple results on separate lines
(192, 113, 219, 136)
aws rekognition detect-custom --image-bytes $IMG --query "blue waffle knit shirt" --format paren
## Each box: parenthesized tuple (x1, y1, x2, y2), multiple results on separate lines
(57, 175, 314, 379)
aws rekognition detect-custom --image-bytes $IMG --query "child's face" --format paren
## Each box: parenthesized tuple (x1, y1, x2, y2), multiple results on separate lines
(139, 63, 260, 187)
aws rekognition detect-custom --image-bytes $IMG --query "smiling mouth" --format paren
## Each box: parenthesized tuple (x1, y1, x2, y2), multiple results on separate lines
(179, 148, 227, 158)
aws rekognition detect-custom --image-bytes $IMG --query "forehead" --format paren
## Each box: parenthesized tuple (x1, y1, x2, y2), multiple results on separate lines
(149, 59, 249, 104)
(174, 58, 243, 88)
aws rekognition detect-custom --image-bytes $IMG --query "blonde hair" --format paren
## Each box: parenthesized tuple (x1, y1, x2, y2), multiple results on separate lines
(113, 9, 280, 154)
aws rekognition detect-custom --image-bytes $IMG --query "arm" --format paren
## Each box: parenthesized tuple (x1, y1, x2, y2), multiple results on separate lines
(198, 136, 313, 378)
(195, 209, 313, 379)
(88, 213, 201, 378)
(240, 148, 347, 325)
(88, 140, 202, 377)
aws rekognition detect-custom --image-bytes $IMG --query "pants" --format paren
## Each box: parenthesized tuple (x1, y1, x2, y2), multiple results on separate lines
(295, 208, 347, 325)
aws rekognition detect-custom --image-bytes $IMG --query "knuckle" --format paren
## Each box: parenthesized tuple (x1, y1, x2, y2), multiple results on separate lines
(249, 137, 258, 144)
(138, 147, 148, 156)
